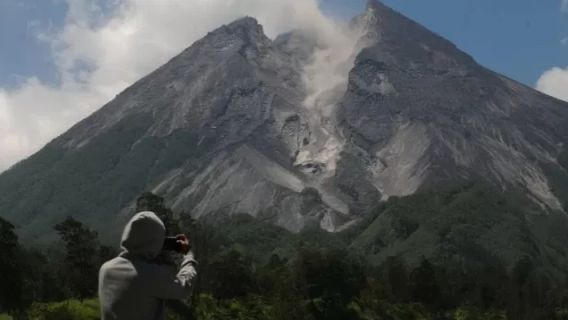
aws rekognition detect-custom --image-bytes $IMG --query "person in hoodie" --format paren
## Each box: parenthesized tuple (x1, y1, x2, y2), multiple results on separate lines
(98, 211, 197, 320)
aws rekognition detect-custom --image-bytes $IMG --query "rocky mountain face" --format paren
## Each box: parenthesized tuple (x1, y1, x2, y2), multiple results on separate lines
(0, 0, 567, 270)
(342, 2, 568, 212)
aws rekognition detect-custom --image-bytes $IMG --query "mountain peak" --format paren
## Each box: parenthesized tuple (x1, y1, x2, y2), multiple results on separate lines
(350, 0, 380, 33)
(366, 0, 381, 10)
(227, 16, 259, 29)
(219, 16, 268, 47)
(225, 16, 264, 36)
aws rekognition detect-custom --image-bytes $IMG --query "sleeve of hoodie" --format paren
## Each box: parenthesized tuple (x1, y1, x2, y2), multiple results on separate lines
(149, 252, 198, 300)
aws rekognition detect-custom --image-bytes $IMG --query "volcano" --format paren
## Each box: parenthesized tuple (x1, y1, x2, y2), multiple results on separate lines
(1, 1, 567, 274)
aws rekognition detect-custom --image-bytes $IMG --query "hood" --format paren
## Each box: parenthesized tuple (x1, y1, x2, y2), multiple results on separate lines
(119, 211, 165, 260)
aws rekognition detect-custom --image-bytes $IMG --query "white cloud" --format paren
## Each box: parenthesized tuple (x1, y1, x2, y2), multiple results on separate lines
(0, 0, 351, 172)
(536, 67, 568, 102)
(534, 1, 568, 103)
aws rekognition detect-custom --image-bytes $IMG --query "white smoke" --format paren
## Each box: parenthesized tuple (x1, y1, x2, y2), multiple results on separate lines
(294, 27, 359, 175)
(295, 9, 375, 175)
(0, 0, 363, 172)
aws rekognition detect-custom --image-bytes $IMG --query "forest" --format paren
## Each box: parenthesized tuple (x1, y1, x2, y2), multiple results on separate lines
(1, 187, 568, 320)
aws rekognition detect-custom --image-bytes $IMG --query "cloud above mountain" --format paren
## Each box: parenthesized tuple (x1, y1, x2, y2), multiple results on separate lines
(537, 67, 568, 102)
(0, 0, 347, 172)
(535, 0, 568, 102)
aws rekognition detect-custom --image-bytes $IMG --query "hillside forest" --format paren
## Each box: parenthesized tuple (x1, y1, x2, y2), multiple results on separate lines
(1, 186, 568, 320)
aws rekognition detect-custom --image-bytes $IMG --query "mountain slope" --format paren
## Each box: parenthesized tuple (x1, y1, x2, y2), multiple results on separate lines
(0, 17, 354, 242)
(339, 1, 568, 210)
(0, 0, 567, 278)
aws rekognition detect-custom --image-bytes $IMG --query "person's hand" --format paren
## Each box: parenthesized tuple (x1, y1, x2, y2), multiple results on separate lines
(175, 234, 191, 254)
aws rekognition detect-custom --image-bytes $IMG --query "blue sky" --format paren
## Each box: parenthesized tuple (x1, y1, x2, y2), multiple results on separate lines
(328, 0, 568, 87)
(1, 0, 567, 88)
(0, 0, 66, 88)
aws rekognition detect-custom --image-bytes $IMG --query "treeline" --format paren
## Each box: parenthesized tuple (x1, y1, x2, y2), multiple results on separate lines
(0, 214, 116, 316)
(1, 192, 568, 319)
(185, 213, 568, 320)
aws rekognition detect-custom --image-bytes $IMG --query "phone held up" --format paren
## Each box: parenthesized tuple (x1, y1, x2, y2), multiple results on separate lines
(162, 237, 183, 253)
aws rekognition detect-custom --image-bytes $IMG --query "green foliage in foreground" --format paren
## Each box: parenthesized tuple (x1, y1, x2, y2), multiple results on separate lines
(2, 187, 568, 320)
(18, 297, 568, 320)
(10, 296, 512, 320)
(25, 299, 99, 320)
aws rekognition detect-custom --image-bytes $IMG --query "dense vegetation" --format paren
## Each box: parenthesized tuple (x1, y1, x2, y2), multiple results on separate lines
(1, 187, 568, 319)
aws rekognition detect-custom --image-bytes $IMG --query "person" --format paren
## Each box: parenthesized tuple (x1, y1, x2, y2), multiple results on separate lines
(98, 211, 197, 320)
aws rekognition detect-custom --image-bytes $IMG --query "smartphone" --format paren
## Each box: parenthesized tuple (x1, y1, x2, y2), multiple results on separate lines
(162, 237, 183, 252)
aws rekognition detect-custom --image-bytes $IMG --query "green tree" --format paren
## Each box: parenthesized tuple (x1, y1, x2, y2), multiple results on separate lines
(18, 248, 69, 305)
(0, 217, 23, 312)
(292, 248, 364, 320)
(409, 257, 442, 309)
(206, 250, 256, 301)
(53, 217, 100, 300)
(379, 256, 410, 302)
(136, 192, 177, 233)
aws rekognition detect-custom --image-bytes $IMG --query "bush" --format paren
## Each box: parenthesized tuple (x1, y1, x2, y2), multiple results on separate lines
(26, 299, 99, 320)
(193, 294, 273, 320)
(453, 306, 507, 320)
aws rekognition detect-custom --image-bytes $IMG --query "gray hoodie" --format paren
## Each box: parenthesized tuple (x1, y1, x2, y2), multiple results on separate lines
(98, 211, 197, 320)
